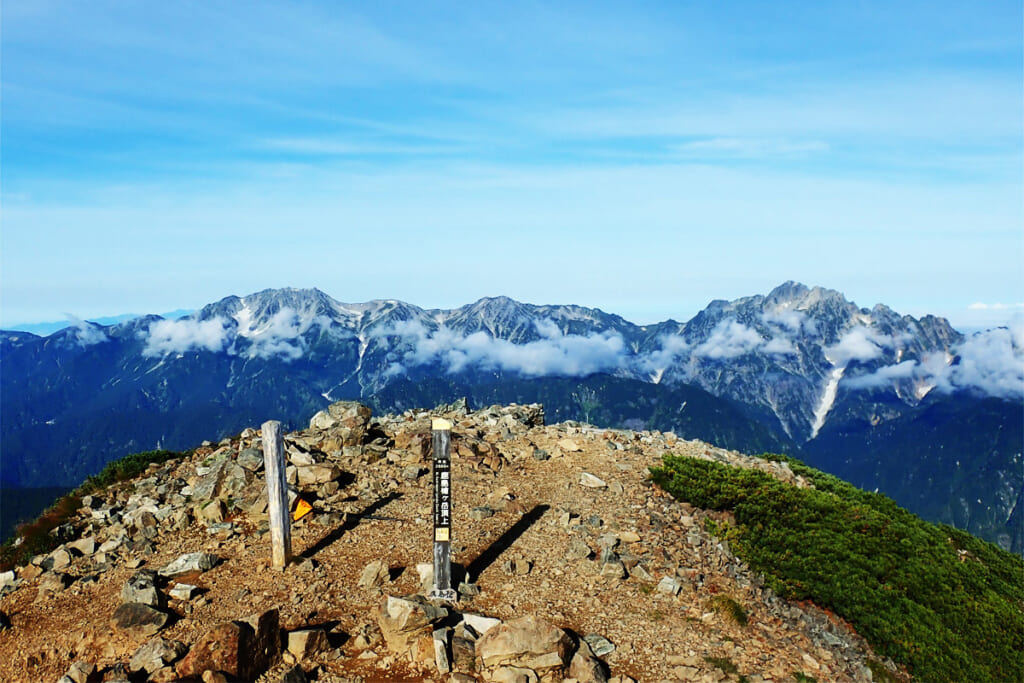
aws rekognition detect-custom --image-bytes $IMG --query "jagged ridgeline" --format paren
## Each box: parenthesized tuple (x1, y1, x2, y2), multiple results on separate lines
(2, 283, 1021, 553)
(0, 401, 1020, 683)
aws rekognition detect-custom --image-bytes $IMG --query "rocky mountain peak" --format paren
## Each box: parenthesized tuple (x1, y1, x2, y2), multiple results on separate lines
(0, 400, 886, 683)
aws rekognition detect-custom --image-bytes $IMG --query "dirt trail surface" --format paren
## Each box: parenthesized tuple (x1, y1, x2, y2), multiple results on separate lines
(0, 402, 885, 683)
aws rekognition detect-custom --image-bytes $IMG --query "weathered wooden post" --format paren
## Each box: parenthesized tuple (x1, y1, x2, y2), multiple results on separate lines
(262, 420, 292, 568)
(429, 418, 457, 602)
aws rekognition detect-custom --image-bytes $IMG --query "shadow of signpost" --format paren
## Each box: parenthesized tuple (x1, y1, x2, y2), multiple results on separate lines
(301, 492, 403, 559)
(461, 504, 550, 583)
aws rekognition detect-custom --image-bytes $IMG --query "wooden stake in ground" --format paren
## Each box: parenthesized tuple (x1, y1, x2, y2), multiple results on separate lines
(262, 419, 292, 568)
(429, 417, 457, 602)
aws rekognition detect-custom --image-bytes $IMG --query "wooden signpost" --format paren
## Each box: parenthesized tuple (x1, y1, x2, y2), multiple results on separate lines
(262, 420, 292, 568)
(429, 418, 457, 602)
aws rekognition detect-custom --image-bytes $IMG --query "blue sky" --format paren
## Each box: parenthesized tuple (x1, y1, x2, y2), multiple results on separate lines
(2, 1, 1021, 329)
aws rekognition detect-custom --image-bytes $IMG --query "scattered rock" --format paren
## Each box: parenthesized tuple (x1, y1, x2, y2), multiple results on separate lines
(569, 638, 608, 683)
(296, 464, 341, 487)
(159, 552, 218, 578)
(177, 608, 280, 680)
(470, 506, 496, 520)
(377, 595, 448, 656)
(168, 583, 198, 601)
(287, 629, 330, 660)
(475, 615, 572, 672)
(309, 401, 371, 444)
(583, 633, 615, 657)
(580, 473, 607, 489)
(358, 559, 390, 588)
(657, 576, 682, 596)
(66, 537, 96, 556)
(237, 447, 265, 471)
(129, 637, 186, 674)
(111, 603, 169, 637)
(63, 660, 95, 683)
(121, 570, 162, 607)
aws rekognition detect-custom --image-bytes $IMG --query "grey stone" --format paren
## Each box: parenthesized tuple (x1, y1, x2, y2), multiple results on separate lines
(502, 558, 532, 576)
(532, 448, 550, 461)
(583, 633, 615, 657)
(66, 537, 96, 556)
(192, 461, 227, 501)
(130, 637, 187, 674)
(600, 561, 626, 579)
(569, 639, 608, 683)
(566, 536, 592, 560)
(579, 472, 607, 489)
(296, 464, 341, 487)
(238, 447, 264, 471)
(461, 613, 502, 637)
(121, 570, 162, 607)
(111, 602, 169, 637)
(0, 571, 14, 589)
(433, 627, 451, 674)
(657, 576, 682, 596)
(44, 548, 72, 571)
(159, 552, 218, 577)
(169, 583, 198, 601)
(401, 465, 422, 480)
(470, 506, 495, 520)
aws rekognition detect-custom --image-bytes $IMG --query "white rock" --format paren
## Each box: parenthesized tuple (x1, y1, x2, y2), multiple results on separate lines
(579, 473, 607, 489)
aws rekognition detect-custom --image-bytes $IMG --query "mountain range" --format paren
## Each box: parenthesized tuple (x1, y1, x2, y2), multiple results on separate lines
(2, 283, 1021, 551)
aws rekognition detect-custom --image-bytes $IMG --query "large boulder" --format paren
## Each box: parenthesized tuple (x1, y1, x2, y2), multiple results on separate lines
(309, 401, 371, 444)
(177, 608, 279, 680)
(377, 595, 448, 657)
(111, 603, 169, 638)
(475, 615, 572, 674)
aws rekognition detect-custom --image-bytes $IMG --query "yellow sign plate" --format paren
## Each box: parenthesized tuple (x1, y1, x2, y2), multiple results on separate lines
(435, 527, 450, 541)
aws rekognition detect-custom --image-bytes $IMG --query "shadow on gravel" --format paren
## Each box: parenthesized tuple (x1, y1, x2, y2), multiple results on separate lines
(461, 504, 550, 583)
(301, 492, 403, 558)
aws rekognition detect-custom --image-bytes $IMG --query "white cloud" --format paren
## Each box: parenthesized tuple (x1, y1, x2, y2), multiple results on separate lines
(64, 313, 108, 347)
(760, 309, 818, 336)
(143, 317, 230, 356)
(968, 302, 1024, 311)
(693, 320, 764, 359)
(843, 318, 1024, 400)
(375, 318, 628, 377)
(825, 326, 893, 366)
(239, 308, 308, 360)
(638, 334, 690, 375)
(763, 336, 798, 355)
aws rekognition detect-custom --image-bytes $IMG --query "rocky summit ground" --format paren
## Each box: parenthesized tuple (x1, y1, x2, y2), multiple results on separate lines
(0, 401, 891, 683)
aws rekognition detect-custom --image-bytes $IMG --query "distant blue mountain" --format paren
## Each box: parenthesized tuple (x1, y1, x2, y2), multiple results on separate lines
(5, 309, 195, 337)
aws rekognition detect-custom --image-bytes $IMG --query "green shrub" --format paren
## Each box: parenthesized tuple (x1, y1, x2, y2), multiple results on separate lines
(650, 454, 1024, 683)
(0, 449, 183, 571)
(708, 594, 748, 626)
(704, 655, 739, 674)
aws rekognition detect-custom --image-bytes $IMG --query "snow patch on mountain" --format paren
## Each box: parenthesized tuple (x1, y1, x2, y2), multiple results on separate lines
(811, 365, 846, 438)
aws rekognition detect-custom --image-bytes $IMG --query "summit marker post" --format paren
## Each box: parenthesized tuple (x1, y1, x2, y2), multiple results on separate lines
(262, 420, 292, 568)
(429, 417, 457, 602)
